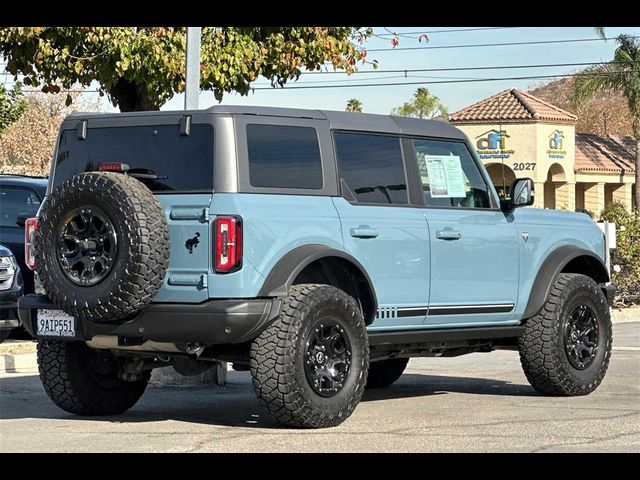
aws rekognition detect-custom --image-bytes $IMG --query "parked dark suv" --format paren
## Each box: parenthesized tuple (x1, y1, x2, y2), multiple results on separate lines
(0, 175, 48, 295)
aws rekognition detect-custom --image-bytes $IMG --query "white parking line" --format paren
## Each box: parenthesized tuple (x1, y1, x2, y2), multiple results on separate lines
(612, 346, 640, 351)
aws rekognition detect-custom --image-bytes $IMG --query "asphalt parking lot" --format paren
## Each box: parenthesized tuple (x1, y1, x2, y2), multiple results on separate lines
(1, 321, 638, 453)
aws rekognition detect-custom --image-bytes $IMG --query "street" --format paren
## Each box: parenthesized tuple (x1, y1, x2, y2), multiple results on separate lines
(1, 321, 638, 452)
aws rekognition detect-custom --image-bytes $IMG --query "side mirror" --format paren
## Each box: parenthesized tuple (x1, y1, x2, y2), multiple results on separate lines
(501, 177, 535, 211)
(16, 213, 32, 228)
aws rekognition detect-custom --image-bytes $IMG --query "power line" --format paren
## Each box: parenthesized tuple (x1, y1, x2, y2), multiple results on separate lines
(19, 69, 640, 94)
(373, 27, 518, 36)
(366, 36, 633, 52)
(249, 70, 640, 90)
(300, 61, 625, 75)
(3, 60, 619, 78)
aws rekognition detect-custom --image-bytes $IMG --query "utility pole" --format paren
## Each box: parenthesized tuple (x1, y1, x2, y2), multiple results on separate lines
(184, 27, 202, 110)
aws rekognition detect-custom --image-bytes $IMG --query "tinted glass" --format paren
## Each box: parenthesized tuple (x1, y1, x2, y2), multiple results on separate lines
(411, 139, 491, 208)
(0, 187, 41, 227)
(247, 124, 323, 189)
(53, 124, 214, 191)
(334, 132, 408, 205)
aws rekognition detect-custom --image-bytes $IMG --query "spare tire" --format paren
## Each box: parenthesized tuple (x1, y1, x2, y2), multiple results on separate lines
(36, 172, 170, 322)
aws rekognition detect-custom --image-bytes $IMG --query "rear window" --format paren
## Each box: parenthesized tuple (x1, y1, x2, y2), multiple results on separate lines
(53, 124, 214, 192)
(246, 124, 323, 189)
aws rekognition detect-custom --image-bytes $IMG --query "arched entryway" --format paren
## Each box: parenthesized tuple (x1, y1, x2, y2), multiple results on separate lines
(544, 163, 567, 209)
(485, 163, 516, 200)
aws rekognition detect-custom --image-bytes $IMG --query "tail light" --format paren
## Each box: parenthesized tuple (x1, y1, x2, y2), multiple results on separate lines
(25, 217, 39, 270)
(214, 215, 242, 273)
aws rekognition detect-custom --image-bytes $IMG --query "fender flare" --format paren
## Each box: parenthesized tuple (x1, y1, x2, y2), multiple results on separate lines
(257, 244, 378, 313)
(522, 245, 609, 319)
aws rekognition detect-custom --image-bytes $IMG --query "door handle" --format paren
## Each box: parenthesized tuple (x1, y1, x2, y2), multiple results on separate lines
(350, 227, 379, 239)
(436, 230, 462, 240)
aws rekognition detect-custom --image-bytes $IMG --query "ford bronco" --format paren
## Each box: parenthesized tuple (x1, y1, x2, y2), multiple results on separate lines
(18, 106, 614, 428)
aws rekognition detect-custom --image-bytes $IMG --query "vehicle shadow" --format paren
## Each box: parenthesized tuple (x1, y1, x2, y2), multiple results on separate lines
(0, 370, 537, 429)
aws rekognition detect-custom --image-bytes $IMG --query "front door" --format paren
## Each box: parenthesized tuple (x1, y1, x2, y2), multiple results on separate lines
(332, 131, 430, 328)
(405, 137, 519, 327)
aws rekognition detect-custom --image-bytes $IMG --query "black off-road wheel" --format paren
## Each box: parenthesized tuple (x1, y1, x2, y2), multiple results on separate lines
(366, 358, 409, 389)
(250, 284, 369, 429)
(37, 339, 149, 415)
(36, 172, 170, 322)
(519, 273, 612, 396)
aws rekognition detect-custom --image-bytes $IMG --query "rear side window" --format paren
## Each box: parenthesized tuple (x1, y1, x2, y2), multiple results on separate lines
(334, 132, 408, 205)
(246, 124, 323, 189)
(53, 124, 214, 192)
(0, 187, 41, 227)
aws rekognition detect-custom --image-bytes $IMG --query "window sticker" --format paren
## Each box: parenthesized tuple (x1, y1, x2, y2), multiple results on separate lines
(424, 155, 466, 198)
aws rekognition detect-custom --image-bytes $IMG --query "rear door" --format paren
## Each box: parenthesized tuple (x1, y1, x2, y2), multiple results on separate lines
(52, 116, 215, 303)
(332, 131, 430, 328)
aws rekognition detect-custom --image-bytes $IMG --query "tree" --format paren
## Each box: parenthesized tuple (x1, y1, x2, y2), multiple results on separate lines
(573, 34, 640, 215)
(391, 87, 447, 119)
(0, 91, 99, 176)
(0, 82, 27, 133)
(0, 27, 373, 112)
(346, 98, 363, 112)
(530, 77, 633, 137)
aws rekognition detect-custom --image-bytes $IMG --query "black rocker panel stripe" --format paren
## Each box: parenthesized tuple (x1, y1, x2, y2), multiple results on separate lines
(396, 308, 429, 318)
(393, 304, 514, 318)
(428, 304, 514, 315)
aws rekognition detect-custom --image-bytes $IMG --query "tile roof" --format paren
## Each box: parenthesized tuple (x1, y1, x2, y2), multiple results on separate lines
(449, 88, 578, 124)
(575, 134, 636, 173)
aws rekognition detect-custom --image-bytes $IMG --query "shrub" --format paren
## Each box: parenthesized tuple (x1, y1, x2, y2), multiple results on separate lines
(600, 202, 640, 306)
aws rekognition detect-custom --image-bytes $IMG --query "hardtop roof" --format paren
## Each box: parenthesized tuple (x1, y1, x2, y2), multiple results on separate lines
(63, 105, 467, 140)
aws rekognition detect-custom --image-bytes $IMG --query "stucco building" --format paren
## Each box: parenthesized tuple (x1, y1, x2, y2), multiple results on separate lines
(450, 88, 636, 215)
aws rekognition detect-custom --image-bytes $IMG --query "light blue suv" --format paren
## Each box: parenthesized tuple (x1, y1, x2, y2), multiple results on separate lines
(18, 106, 614, 428)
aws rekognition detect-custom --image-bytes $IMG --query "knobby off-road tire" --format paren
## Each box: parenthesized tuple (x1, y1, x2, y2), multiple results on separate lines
(37, 339, 149, 415)
(36, 172, 170, 322)
(250, 284, 369, 429)
(366, 358, 409, 389)
(519, 273, 612, 396)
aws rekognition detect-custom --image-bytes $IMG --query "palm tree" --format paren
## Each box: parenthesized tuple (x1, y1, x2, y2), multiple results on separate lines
(346, 98, 363, 112)
(391, 87, 448, 119)
(573, 34, 640, 215)
(594, 27, 606, 40)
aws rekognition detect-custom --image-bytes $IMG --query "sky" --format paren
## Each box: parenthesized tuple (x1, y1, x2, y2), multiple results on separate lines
(4, 27, 640, 114)
(157, 26, 640, 115)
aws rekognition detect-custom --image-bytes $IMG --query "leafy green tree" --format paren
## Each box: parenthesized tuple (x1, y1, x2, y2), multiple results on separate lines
(0, 27, 373, 112)
(391, 87, 447, 119)
(573, 34, 640, 214)
(346, 98, 363, 112)
(0, 82, 27, 133)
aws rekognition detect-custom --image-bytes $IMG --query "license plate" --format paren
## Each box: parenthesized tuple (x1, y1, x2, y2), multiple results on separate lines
(37, 309, 75, 337)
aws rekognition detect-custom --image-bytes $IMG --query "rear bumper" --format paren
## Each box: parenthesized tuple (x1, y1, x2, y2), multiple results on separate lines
(18, 294, 281, 345)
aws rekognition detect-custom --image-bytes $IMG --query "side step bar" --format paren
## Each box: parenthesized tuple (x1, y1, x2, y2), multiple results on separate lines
(368, 325, 524, 346)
